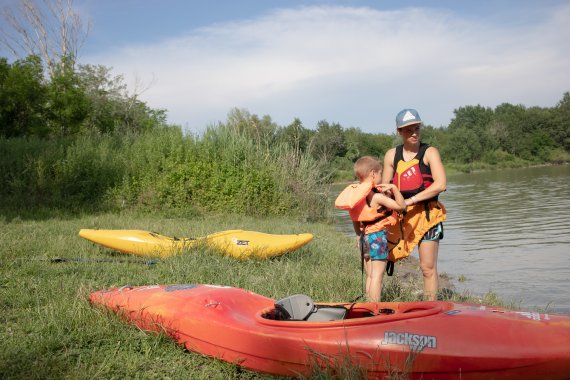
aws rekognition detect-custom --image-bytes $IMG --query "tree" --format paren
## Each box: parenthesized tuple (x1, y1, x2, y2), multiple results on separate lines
(551, 92, 570, 151)
(276, 117, 312, 157)
(448, 105, 494, 133)
(0, 55, 48, 137)
(76, 64, 126, 134)
(445, 127, 482, 163)
(76, 63, 166, 135)
(308, 120, 347, 162)
(343, 127, 393, 161)
(420, 126, 450, 160)
(0, 0, 90, 77)
(448, 105, 496, 157)
(225, 108, 278, 149)
(491, 103, 527, 155)
(44, 55, 89, 135)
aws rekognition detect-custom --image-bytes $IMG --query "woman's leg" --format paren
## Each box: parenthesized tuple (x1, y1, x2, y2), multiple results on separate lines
(418, 240, 439, 301)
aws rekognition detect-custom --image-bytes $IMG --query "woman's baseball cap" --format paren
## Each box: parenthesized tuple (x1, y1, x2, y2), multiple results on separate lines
(396, 108, 422, 129)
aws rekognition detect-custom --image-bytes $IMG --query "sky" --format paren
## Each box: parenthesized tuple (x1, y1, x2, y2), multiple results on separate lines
(4, 0, 570, 134)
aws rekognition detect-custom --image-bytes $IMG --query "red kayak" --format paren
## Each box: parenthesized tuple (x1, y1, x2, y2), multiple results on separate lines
(90, 284, 570, 379)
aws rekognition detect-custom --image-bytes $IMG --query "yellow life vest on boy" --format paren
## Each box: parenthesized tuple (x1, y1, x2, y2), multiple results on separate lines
(335, 182, 397, 233)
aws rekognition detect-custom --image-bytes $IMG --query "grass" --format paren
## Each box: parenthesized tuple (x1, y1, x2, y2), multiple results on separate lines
(0, 210, 354, 379)
(0, 209, 497, 379)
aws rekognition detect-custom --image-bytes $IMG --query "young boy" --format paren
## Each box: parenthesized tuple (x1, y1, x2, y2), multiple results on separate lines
(335, 156, 406, 301)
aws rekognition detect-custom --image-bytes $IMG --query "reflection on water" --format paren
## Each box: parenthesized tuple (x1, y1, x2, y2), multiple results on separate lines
(333, 165, 570, 314)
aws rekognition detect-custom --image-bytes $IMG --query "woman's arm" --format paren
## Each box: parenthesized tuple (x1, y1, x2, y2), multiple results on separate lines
(382, 148, 396, 184)
(414, 146, 446, 202)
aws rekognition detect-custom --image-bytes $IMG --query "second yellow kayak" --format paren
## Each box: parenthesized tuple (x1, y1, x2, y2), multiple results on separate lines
(79, 229, 313, 259)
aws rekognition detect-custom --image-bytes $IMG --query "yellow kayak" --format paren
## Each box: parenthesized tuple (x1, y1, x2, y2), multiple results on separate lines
(79, 229, 313, 259)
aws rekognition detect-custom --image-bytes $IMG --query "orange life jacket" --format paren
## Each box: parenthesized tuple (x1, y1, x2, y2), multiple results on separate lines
(335, 182, 397, 233)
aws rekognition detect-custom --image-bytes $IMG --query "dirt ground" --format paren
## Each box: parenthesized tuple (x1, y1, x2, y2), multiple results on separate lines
(391, 256, 455, 299)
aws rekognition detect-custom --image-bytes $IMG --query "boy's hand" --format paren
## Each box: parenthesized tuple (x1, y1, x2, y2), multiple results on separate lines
(377, 183, 395, 194)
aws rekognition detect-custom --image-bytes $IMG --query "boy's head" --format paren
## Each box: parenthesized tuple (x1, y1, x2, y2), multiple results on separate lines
(354, 156, 382, 182)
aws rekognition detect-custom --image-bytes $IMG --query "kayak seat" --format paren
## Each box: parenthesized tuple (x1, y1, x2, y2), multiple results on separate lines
(274, 294, 347, 321)
(307, 305, 347, 321)
(275, 294, 315, 320)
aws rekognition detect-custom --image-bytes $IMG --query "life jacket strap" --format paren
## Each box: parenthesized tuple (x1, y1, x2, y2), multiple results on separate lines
(359, 209, 391, 234)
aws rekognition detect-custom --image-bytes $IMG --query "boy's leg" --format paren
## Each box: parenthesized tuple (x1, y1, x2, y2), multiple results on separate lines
(364, 257, 371, 295)
(367, 260, 387, 302)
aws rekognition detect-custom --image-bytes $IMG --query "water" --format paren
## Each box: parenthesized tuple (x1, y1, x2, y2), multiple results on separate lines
(332, 165, 570, 314)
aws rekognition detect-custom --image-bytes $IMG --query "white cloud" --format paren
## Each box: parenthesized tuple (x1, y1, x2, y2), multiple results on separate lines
(85, 4, 570, 133)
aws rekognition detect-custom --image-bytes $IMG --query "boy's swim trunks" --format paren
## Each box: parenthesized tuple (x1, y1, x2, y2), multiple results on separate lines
(365, 230, 389, 261)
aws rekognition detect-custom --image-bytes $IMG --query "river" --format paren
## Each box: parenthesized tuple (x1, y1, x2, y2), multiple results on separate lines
(332, 164, 570, 314)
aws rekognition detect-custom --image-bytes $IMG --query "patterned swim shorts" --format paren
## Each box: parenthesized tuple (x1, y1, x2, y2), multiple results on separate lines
(365, 230, 389, 261)
(421, 222, 444, 242)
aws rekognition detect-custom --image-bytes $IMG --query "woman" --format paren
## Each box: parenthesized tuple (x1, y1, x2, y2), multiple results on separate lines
(382, 108, 447, 301)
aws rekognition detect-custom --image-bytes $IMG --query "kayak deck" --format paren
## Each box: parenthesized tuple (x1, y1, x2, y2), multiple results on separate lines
(79, 229, 313, 259)
(90, 284, 570, 379)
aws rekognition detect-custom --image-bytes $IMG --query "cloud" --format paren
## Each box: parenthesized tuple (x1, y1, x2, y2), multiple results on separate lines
(84, 4, 570, 134)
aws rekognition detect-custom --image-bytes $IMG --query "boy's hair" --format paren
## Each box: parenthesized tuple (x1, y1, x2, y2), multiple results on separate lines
(354, 156, 382, 181)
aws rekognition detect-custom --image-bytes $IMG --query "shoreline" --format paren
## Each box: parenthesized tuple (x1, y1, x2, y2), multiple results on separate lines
(391, 256, 455, 299)
(331, 161, 569, 185)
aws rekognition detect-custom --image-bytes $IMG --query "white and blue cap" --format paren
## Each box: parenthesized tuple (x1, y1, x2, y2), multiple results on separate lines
(395, 108, 422, 129)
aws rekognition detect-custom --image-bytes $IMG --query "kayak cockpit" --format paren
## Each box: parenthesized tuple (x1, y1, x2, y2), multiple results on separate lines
(259, 294, 445, 325)
(261, 294, 392, 322)
(273, 294, 348, 321)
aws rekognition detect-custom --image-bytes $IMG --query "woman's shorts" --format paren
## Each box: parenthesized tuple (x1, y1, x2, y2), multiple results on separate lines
(365, 230, 389, 261)
(421, 222, 444, 242)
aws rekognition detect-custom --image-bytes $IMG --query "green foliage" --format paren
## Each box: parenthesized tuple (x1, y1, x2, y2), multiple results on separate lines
(554, 92, 570, 151)
(449, 105, 494, 133)
(445, 127, 483, 163)
(418, 126, 449, 158)
(309, 120, 348, 162)
(225, 108, 278, 147)
(46, 57, 91, 136)
(0, 55, 166, 138)
(547, 148, 570, 164)
(441, 97, 569, 165)
(344, 127, 393, 161)
(1, 124, 328, 220)
(1, 51, 568, 212)
(0, 56, 48, 137)
(76, 64, 128, 134)
(275, 117, 313, 154)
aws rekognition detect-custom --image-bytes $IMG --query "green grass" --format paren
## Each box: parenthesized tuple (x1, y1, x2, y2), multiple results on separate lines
(0, 210, 353, 379)
(0, 210, 495, 379)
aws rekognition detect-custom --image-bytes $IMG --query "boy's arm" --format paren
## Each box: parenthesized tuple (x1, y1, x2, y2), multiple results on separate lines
(389, 186, 406, 210)
(373, 184, 406, 211)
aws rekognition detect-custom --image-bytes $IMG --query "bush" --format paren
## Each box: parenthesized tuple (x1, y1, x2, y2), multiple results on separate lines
(546, 148, 570, 164)
(482, 149, 515, 165)
(0, 125, 329, 220)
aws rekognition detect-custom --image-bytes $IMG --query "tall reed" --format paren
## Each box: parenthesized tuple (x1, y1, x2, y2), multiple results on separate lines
(0, 125, 328, 219)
